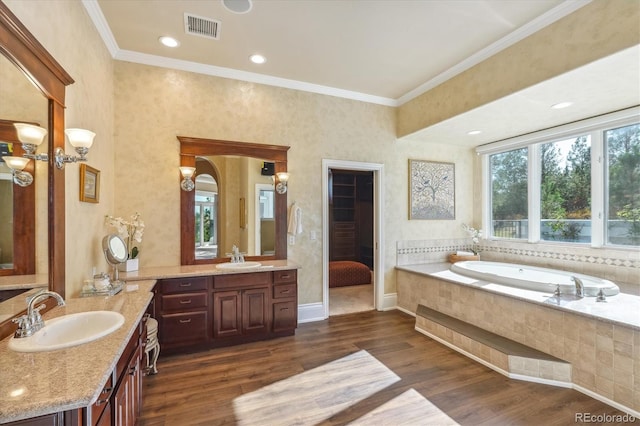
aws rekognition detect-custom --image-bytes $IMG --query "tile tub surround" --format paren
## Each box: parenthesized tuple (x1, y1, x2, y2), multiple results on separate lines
(396, 264, 640, 415)
(396, 238, 640, 295)
(120, 259, 300, 282)
(0, 280, 155, 423)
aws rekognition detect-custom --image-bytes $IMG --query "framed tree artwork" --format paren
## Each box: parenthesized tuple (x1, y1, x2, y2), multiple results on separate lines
(409, 159, 455, 220)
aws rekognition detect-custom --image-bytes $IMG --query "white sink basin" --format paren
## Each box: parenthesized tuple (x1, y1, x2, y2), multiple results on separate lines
(8, 311, 125, 353)
(216, 261, 262, 271)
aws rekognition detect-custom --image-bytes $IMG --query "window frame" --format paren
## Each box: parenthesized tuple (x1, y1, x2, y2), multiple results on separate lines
(479, 106, 639, 248)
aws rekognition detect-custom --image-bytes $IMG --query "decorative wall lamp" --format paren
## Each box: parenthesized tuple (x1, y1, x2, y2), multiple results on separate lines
(179, 166, 196, 191)
(2, 156, 33, 187)
(275, 172, 289, 194)
(13, 123, 95, 170)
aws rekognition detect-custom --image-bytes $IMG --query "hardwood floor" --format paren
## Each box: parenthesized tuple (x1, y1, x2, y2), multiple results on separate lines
(139, 310, 626, 425)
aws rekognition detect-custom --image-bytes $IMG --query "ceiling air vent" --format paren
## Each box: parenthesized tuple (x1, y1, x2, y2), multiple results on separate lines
(184, 13, 220, 40)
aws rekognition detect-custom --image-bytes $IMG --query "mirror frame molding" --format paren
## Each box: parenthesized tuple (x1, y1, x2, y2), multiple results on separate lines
(0, 119, 35, 276)
(178, 136, 289, 264)
(0, 2, 74, 297)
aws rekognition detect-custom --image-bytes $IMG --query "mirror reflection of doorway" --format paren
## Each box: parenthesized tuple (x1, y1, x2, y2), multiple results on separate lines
(195, 174, 218, 259)
(255, 184, 275, 255)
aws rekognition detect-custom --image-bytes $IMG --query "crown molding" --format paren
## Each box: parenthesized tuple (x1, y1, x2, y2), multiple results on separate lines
(83, 0, 590, 107)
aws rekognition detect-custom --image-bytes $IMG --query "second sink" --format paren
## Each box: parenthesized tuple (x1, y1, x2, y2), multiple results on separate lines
(216, 261, 262, 271)
(8, 311, 125, 353)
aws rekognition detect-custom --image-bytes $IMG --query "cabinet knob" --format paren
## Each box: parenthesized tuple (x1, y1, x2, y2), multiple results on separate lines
(179, 299, 192, 304)
(280, 307, 289, 311)
(179, 318, 192, 324)
(179, 283, 192, 287)
(281, 274, 291, 279)
(281, 289, 291, 294)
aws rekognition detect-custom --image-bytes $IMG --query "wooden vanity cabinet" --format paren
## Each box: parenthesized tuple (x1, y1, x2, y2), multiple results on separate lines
(155, 276, 210, 352)
(155, 269, 298, 353)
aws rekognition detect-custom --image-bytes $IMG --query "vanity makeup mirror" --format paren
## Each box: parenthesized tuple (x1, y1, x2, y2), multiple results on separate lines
(0, 3, 74, 339)
(179, 137, 289, 264)
(102, 234, 127, 283)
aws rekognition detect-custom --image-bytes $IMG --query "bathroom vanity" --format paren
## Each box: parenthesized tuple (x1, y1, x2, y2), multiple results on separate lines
(0, 281, 155, 425)
(124, 260, 299, 354)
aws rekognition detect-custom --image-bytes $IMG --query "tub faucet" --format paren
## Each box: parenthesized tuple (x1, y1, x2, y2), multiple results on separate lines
(12, 290, 65, 338)
(572, 276, 584, 298)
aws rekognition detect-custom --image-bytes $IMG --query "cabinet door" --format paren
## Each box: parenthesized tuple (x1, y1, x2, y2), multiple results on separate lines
(213, 290, 242, 338)
(242, 288, 269, 335)
(113, 374, 129, 426)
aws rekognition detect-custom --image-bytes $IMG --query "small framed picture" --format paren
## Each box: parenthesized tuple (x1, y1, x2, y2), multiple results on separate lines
(409, 159, 455, 220)
(79, 164, 100, 203)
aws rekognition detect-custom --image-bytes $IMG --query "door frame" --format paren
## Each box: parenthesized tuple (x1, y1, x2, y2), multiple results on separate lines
(322, 159, 384, 318)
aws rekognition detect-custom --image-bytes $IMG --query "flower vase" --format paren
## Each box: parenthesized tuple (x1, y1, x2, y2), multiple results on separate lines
(118, 258, 139, 272)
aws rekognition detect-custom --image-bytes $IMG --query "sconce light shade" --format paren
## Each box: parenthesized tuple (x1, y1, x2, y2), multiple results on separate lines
(275, 171, 289, 194)
(65, 128, 96, 149)
(179, 166, 196, 192)
(2, 156, 33, 187)
(13, 123, 47, 146)
(2, 156, 30, 171)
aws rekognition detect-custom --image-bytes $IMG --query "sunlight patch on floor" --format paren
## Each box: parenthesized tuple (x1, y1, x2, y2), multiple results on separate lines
(232, 350, 399, 425)
(349, 388, 460, 425)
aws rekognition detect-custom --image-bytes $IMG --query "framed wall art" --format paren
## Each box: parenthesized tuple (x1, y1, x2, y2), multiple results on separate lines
(409, 159, 455, 220)
(79, 163, 100, 203)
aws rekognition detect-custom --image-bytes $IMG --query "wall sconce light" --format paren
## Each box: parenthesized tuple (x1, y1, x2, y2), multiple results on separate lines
(13, 123, 95, 170)
(55, 128, 96, 169)
(2, 156, 33, 187)
(179, 166, 196, 191)
(275, 172, 289, 194)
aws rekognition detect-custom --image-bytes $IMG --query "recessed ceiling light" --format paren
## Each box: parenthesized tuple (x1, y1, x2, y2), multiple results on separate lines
(159, 36, 180, 48)
(551, 101, 573, 109)
(222, 0, 253, 14)
(250, 54, 266, 64)
(468, 130, 482, 135)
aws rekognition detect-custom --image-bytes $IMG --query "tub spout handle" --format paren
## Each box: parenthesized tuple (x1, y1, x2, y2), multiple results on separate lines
(572, 276, 584, 298)
(596, 289, 607, 303)
(553, 284, 561, 297)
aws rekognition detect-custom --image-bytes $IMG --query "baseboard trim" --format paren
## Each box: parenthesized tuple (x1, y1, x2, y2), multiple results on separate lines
(380, 292, 397, 311)
(298, 302, 325, 323)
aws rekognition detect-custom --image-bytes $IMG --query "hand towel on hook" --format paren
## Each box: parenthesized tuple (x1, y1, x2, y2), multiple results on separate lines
(288, 203, 303, 235)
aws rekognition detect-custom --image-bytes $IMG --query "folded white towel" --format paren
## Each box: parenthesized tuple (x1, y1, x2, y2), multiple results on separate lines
(456, 251, 475, 256)
(287, 204, 303, 235)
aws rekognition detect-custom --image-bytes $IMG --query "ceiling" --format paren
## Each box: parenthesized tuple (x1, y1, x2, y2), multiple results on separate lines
(87, 0, 639, 147)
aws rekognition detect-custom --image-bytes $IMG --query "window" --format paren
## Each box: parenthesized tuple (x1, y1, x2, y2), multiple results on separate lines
(540, 136, 591, 243)
(606, 123, 640, 246)
(490, 148, 528, 239)
(479, 107, 639, 248)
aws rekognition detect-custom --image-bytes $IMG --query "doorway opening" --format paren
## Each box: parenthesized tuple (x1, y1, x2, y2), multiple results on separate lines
(321, 160, 384, 318)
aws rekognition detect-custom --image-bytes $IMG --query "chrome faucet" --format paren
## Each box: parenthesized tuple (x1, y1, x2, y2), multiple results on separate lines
(572, 276, 584, 298)
(12, 290, 65, 338)
(230, 245, 245, 263)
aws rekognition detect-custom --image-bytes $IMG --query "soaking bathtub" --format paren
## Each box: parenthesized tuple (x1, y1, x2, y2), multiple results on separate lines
(450, 260, 620, 296)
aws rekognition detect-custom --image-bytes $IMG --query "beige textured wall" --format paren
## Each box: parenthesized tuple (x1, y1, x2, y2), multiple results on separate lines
(6, 0, 115, 296)
(397, 0, 640, 138)
(113, 61, 476, 304)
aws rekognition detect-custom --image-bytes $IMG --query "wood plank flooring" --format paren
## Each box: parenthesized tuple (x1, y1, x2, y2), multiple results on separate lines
(139, 310, 626, 425)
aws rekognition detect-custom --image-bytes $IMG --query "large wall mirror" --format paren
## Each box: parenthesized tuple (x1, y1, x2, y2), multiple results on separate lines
(0, 2, 73, 337)
(179, 137, 289, 264)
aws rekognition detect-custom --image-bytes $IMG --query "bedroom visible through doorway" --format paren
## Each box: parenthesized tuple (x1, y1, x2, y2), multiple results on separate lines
(328, 169, 374, 316)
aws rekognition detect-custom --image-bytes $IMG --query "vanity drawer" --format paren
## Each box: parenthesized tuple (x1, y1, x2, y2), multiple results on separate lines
(161, 292, 208, 311)
(159, 311, 208, 344)
(161, 276, 208, 294)
(273, 283, 296, 299)
(273, 269, 297, 284)
(213, 272, 271, 290)
(90, 373, 113, 423)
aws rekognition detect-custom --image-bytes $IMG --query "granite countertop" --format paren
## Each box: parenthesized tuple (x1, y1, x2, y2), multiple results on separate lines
(0, 280, 155, 424)
(0, 274, 48, 291)
(396, 263, 640, 330)
(121, 259, 300, 281)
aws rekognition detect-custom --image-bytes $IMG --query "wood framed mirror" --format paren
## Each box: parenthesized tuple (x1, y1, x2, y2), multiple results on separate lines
(179, 137, 289, 264)
(0, 2, 73, 296)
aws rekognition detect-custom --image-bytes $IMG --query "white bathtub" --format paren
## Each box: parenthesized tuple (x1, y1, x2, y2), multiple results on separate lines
(450, 260, 620, 297)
